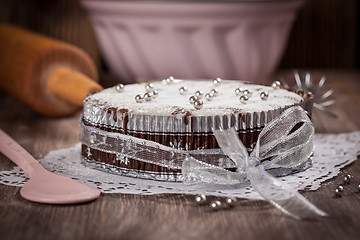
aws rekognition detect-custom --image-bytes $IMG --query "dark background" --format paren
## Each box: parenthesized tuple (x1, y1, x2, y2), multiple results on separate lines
(0, 0, 358, 75)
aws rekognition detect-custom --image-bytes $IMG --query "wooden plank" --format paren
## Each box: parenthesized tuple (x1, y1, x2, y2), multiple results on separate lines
(0, 70, 360, 240)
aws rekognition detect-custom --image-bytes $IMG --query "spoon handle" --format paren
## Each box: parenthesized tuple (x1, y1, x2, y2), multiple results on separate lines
(0, 129, 43, 177)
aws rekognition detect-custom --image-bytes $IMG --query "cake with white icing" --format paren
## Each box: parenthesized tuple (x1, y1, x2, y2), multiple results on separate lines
(80, 78, 313, 180)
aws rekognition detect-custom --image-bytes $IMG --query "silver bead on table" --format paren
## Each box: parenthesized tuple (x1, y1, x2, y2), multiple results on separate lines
(235, 87, 244, 96)
(179, 86, 188, 95)
(358, 183, 360, 192)
(144, 92, 152, 101)
(344, 174, 352, 185)
(335, 185, 344, 197)
(189, 96, 197, 105)
(239, 95, 249, 104)
(145, 83, 154, 92)
(195, 194, 207, 205)
(225, 197, 237, 208)
(195, 90, 204, 99)
(194, 99, 203, 110)
(271, 80, 281, 89)
(135, 94, 144, 103)
(210, 200, 222, 210)
(242, 89, 252, 97)
(260, 91, 269, 100)
(205, 92, 214, 101)
(210, 88, 218, 97)
(213, 78, 222, 85)
(114, 83, 125, 92)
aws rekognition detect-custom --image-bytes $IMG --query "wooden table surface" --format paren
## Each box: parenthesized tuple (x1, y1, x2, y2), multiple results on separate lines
(0, 70, 359, 240)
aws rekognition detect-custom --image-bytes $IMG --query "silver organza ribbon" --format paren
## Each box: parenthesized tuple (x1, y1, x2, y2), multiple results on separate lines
(80, 106, 327, 219)
(182, 106, 327, 219)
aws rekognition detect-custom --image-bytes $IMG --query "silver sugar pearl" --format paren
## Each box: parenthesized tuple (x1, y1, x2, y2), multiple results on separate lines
(195, 194, 207, 205)
(242, 89, 252, 97)
(205, 92, 214, 101)
(260, 91, 269, 100)
(335, 189, 342, 197)
(210, 88, 218, 97)
(194, 99, 203, 110)
(271, 80, 281, 89)
(114, 83, 125, 92)
(189, 96, 197, 105)
(152, 89, 159, 98)
(213, 77, 222, 85)
(135, 94, 144, 103)
(335, 185, 344, 197)
(235, 87, 244, 96)
(144, 92, 152, 101)
(225, 197, 237, 208)
(165, 76, 175, 84)
(145, 83, 154, 92)
(195, 90, 204, 99)
(358, 183, 360, 192)
(344, 174, 352, 185)
(239, 95, 249, 104)
(179, 86, 188, 95)
(210, 200, 222, 210)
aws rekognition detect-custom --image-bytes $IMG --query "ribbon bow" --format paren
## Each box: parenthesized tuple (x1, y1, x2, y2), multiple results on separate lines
(182, 106, 327, 219)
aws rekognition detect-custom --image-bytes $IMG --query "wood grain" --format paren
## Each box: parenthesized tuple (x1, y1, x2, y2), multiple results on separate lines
(280, 0, 358, 68)
(0, 70, 360, 240)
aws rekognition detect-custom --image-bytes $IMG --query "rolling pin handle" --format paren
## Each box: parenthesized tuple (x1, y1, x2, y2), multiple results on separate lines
(47, 67, 103, 106)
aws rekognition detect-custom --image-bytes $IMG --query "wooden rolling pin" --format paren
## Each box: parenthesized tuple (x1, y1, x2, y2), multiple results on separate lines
(0, 24, 103, 117)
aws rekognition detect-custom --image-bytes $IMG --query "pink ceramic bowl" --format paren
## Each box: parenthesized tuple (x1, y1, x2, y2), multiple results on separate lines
(81, 0, 303, 83)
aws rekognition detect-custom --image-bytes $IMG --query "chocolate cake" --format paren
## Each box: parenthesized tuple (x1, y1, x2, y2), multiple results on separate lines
(80, 78, 313, 181)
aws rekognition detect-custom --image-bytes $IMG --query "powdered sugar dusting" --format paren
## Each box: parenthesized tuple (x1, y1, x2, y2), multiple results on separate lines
(84, 80, 303, 116)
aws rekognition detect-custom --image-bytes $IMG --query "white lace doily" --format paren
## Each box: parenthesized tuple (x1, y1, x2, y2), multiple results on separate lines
(1, 131, 359, 200)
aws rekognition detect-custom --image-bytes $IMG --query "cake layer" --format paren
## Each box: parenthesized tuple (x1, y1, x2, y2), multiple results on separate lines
(80, 79, 314, 180)
(82, 120, 262, 150)
(83, 79, 313, 137)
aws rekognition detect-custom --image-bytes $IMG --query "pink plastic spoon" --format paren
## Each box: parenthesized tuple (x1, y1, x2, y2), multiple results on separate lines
(0, 129, 100, 204)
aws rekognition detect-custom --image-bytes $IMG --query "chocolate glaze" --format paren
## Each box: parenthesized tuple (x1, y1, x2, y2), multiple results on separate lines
(81, 144, 182, 175)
